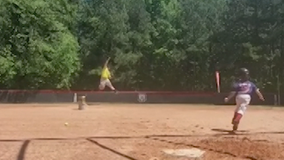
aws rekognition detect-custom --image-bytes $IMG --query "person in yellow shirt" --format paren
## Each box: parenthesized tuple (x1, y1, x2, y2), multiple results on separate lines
(99, 57, 117, 93)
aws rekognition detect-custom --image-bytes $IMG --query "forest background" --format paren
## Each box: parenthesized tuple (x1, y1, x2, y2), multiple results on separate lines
(0, 0, 283, 95)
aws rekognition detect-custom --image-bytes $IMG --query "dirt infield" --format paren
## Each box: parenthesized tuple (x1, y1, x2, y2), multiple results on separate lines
(0, 103, 284, 160)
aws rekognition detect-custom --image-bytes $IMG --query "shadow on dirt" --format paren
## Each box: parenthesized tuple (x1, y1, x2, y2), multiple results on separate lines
(211, 128, 284, 136)
(17, 140, 30, 160)
(2, 129, 284, 142)
(0, 134, 231, 143)
(86, 138, 137, 160)
(2, 130, 284, 160)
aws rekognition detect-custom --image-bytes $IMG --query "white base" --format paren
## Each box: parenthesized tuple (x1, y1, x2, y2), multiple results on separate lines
(163, 148, 205, 158)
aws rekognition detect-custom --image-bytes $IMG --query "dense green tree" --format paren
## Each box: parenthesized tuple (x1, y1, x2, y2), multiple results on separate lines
(76, 0, 130, 89)
(177, 0, 227, 90)
(0, 0, 80, 89)
(211, 0, 284, 93)
(0, 0, 283, 102)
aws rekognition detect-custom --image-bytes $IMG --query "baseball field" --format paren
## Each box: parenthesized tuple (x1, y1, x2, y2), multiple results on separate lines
(0, 103, 284, 160)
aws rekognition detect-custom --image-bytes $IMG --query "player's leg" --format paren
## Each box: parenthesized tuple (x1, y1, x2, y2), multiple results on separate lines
(105, 79, 117, 93)
(232, 95, 251, 131)
(99, 80, 106, 90)
(232, 95, 244, 131)
(232, 98, 241, 131)
(232, 108, 244, 131)
(231, 112, 238, 124)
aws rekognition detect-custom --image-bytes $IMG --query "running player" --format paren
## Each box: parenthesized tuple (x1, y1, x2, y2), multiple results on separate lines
(224, 68, 265, 131)
(99, 57, 117, 93)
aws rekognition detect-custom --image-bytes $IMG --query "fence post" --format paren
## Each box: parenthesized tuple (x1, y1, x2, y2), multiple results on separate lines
(274, 94, 277, 106)
(73, 93, 77, 103)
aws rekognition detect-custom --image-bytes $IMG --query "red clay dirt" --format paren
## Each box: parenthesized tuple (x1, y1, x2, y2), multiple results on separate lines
(0, 103, 284, 160)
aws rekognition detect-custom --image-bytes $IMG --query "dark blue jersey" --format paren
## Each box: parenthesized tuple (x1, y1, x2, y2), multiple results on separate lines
(232, 80, 257, 95)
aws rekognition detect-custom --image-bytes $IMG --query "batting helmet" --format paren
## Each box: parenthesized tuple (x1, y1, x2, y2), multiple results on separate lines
(237, 68, 250, 80)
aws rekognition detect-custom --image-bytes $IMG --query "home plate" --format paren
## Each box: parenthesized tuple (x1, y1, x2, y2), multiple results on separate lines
(163, 148, 205, 158)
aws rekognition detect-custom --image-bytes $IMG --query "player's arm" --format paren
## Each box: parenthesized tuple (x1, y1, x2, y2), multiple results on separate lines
(104, 57, 111, 68)
(252, 83, 265, 101)
(255, 87, 265, 101)
(224, 83, 237, 103)
(224, 91, 236, 103)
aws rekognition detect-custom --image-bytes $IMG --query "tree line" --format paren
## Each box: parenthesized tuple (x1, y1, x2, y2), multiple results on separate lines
(0, 0, 283, 94)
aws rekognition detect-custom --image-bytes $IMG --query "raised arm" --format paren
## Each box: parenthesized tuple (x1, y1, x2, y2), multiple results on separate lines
(104, 57, 111, 68)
